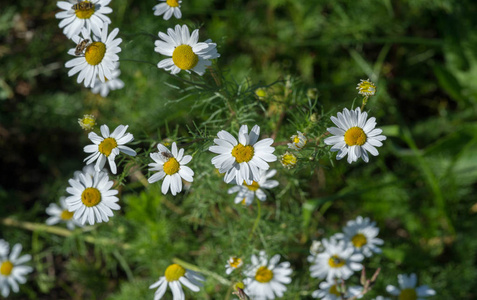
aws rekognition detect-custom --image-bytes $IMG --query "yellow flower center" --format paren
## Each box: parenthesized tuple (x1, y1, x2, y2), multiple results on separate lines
(358, 80, 377, 96)
(244, 181, 260, 191)
(164, 264, 186, 282)
(399, 288, 417, 300)
(98, 137, 118, 157)
(0, 261, 13, 276)
(61, 210, 74, 220)
(81, 187, 101, 207)
(344, 127, 367, 146)
(255, 88, 267, 98)
(172, 45, 199, 70)
(328, 255, 346, 268)
(293, 136, 300, 144)
(255, 266, 273, 283)
(229, 257, 242, 268)
(79, 114, 96, 130)
(281, 153, 297, 167)
(351, 233, 367, 248)
(163, 157, 180, 175)
(85, 42, 106, 66)
(231, 144, 254, 163)
(329, 284, 341, 296)
(166, 0, 180, 7)
(74, 1, 95, 19)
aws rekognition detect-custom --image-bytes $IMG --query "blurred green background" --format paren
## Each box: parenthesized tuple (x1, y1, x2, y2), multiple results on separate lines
(1, 0, 477, 299)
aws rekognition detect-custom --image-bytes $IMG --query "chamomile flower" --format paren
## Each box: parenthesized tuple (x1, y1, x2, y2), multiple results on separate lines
(324, 107, 386, 164)
(153, 0, 182, 20)
(280, 151, 297, 169)
(78, 114, 96, 130)
(225, 256, 243, 275)
(227, 169, 279, 206)
(0, 240, 8, 258)
(65, 169, 119, 225)
(74, 164, 103, 181)
(91, 65, 125, 97)
(148, 142, 194, 196)
(334, 216, 383, 257)
(311, 278, 363, 300)
(309, 240, 324, 256)
(149, 263, 205, 300)
(209, 125, 276, 185)
(46, 197, 83, 230)
(356, 79, 377, 97)
(0, 244, 33, 298)
(55, 0, 112, 39)
(155, 24, 220, 75)
(309, 238, 364, 281)
(243, 251, 292, 300)
(386, 274, 436, 300)
(84, 124, 136, 174)
(288, 131, 307, 150)
(66, 24, 122, 88)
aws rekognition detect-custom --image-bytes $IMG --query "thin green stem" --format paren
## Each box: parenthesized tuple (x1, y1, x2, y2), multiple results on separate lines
(248, 199, 261, 241)
(172, 257, 231, 286)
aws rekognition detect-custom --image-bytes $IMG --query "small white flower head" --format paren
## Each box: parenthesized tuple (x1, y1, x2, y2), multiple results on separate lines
(209, 125, 277, 186)
(243, 251, 292, 300)
(386, 273, 436, 300)
(288, 131, 307, 150)
(225, 256, 243, 275)
(280, 151, 297, 169)
(227, 169, 279, 206)
(309, 238, 364, 281)
(0, 243, 33, 298)
(310, 240, 324, 256)
(55, 0, 112, 39)
(84, 124, 137, 174)
(311, 278, 363, 300)
(91, 64, 125, 97)
(357, 79, 377, 97)
(153, 0, 182, 20)
(46, 197, 84, 230)
(149, 263, 205, 300)
(155, 24, 220, 75)
(65, 170, 119, 225)
(78, 114, 96, 130)
(334, 216, 383, 257)
(66, 24, 122, 88)
(324, 107, 386, 164)
(0, 240, 9, 258)
(148, 142, 194, 196)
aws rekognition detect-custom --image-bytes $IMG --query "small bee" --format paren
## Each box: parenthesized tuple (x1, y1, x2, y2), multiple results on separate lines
(75, 39, 91, 56)
(71, 1, 95, 11)
(159, 151, 173, 161)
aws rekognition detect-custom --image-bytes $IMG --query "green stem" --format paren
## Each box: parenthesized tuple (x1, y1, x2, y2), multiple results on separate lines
(248, 199, 262, 241)
(172, 258, 231, 286)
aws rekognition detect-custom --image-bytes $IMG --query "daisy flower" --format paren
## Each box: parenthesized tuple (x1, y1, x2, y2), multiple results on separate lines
(65, 24, 122, 88)
(153, 0, 182, 20)
(225, 256, 243, 275)
(155, 24, 220, 75)
(386, 273, 436, 300)
(334, 216, 383, 257)
(324, 107, 386, 164)
(65, 169, 119, 225)
(0, 243, 33, 298)
(209, 125, 276, 185)
(84, 124, 136, 174)
(311, 278, 363, 300)
(356, 79, 377, 97)
(91, 64, 125, 97)
(309, 238, 364, 281)
(46, 197, 83, 230)
(227, 169, 279, 206)
(243, 251, 292, 300)
(288, 131, 307, 150)
(56, 0, 112, 39)
(148, 142, 194, 196)
(78, 114, 96, 130)
(280, 151, 297, 169)
(0, 240, 8, 258)
(149, 263, 205, 300)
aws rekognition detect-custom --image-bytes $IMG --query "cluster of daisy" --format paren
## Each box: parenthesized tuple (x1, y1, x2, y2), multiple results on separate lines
(0, 239, 33, 297)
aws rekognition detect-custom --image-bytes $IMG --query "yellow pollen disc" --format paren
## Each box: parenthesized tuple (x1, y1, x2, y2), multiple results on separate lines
(74, 1, 95, 19)
(244, 181, 260, 191)
(165, 264, 186, 282)
(281, 153, 297, 166)
(351, 233, 367, 248)
(255, 266, 273, 283)
(358, 81, 377, 95)
(0, 261, 13, 276)
(293, 136, 300, 144)
(85, 42, 106, 66)
(61, 210, 74, 220)
(329, 284, 341, 296)
(231, 144, 254, 163)
(399, 288, 418, 300)
(229, 257, 242, 268)
(172, 45, 199, 70)
(233, 282, 245, 291)
(344, 127, 367, 146)
(163, 157, 180, 175)
(166, 0, 180, 7)
(328, 255, 346, 268)
(81, 187, 101, 207)
(98, 137, 118, 157)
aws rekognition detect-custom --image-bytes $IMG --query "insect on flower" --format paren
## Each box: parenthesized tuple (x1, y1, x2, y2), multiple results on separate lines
(71, 1, 95, 11)
(159, 151, 173, 160)
(74, 39, 91, 56)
